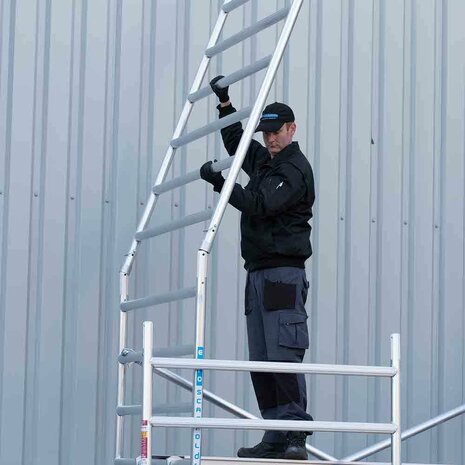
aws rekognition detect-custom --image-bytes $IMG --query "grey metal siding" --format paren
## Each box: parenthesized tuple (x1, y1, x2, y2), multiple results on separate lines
(0, 1, 464, 464)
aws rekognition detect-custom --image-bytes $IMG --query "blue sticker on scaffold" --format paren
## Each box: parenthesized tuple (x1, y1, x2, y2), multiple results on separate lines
(193, 346, 204, 465)
(195, 347, 204, 387)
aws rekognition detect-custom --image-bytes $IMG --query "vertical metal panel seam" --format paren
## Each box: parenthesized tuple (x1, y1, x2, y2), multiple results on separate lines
(341, 0, 355, 456)
(95, 0, 122, 460)
(23, 1, 52, 462)
(59, 0, 88, 461)
(429, 0, 443, 461)
(308, 0, 321, 423)
(439, 1, 448, 461)
(134, 1, 148, 338)
(14, 0, 37, 460)
(374, 0, 387, 455)
(405, 1, 417, 459)
(399, 0, 411, 457)
(0, 0, 4, 84)
(78, 0, 90, 458)
(0, 0, 16, 455)
(430, 0, 445, 459)
(58, 0, 78, 459)
(335, 0, 349, 456)
(461, 73, 465, 463)
(367, 0, 382, 446)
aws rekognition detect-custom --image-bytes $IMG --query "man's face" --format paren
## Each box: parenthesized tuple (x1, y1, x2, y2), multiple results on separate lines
(262, 122, 296, 156)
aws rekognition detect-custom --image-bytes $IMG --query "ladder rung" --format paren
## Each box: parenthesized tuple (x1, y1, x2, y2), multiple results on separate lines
(188, 56, 272, 103)
(171, 107, 251, 148)
(120, 286, 196, 312)
(206, 6, 290, 57)
(117, 402, 192, 416)
(222, 0, 250, 13)
(153, 169, 200, 195)
(135, 209, 213, 240)
(153, 157, 234, 195)
(119, 345, 195, 364)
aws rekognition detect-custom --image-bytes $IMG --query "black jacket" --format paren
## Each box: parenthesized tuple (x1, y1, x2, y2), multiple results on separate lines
(218, 104, 315, 271)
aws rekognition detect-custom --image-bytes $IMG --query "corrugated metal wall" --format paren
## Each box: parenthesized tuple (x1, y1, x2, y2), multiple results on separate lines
(1, 0, 464, 464)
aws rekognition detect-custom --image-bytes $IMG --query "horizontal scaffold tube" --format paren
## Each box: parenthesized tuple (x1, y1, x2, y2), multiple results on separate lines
(117, 402, 191, 416)
(151, 357, 397, 377)
(118, 345, 195, 364)
(150, 417, 397, 434)
(153, 367, 338, 462)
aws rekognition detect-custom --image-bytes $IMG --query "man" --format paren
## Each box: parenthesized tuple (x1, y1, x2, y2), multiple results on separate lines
(199, 75, 315, 460)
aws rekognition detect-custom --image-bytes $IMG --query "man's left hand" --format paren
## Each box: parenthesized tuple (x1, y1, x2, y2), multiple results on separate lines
(200, 160, 225, 193)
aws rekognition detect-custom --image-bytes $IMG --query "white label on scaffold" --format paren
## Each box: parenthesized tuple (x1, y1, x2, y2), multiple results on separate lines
(192, 346, 204, 465)
(139, 420, 150, 465)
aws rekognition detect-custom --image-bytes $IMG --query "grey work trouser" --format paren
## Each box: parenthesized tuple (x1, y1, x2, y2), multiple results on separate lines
(245, 266, 313, 444)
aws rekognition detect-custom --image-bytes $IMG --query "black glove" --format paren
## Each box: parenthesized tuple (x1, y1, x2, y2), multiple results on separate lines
(210, 75, 229, 103)
(200, 160, 225, 193)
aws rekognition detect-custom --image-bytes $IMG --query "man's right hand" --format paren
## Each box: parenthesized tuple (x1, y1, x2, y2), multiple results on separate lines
(210, 75, 230, 103)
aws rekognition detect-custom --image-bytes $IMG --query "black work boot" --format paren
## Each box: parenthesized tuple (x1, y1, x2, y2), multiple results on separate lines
(284, 432, 308, 460)
(237, 441, 287, 459)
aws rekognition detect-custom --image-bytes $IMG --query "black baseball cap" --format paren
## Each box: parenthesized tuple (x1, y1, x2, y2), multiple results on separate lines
(254, 102, 295, 133)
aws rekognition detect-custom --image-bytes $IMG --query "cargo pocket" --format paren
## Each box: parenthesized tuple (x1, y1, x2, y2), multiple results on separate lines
(278, 312, 309, 349)
(263, 279, 296, 311)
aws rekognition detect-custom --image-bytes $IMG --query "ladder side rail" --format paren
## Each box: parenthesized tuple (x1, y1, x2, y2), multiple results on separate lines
(115, 10, 230, 460)
(191, 1, 304, 464)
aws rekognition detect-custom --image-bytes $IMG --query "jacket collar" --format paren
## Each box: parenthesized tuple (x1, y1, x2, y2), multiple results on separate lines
(267, 141, 300, 166)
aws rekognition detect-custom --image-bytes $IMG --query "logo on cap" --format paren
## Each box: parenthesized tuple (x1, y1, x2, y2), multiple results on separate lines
(261, 113, 279, 120)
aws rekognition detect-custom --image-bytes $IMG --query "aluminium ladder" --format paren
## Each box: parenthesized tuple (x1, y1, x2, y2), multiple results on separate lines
(115, 1, 310, 463)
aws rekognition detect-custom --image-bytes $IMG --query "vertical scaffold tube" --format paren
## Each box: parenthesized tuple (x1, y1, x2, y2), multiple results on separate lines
(191, 250, 208, 465)
(391, 333, 401, 465)
(141, 321, 154, 465)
